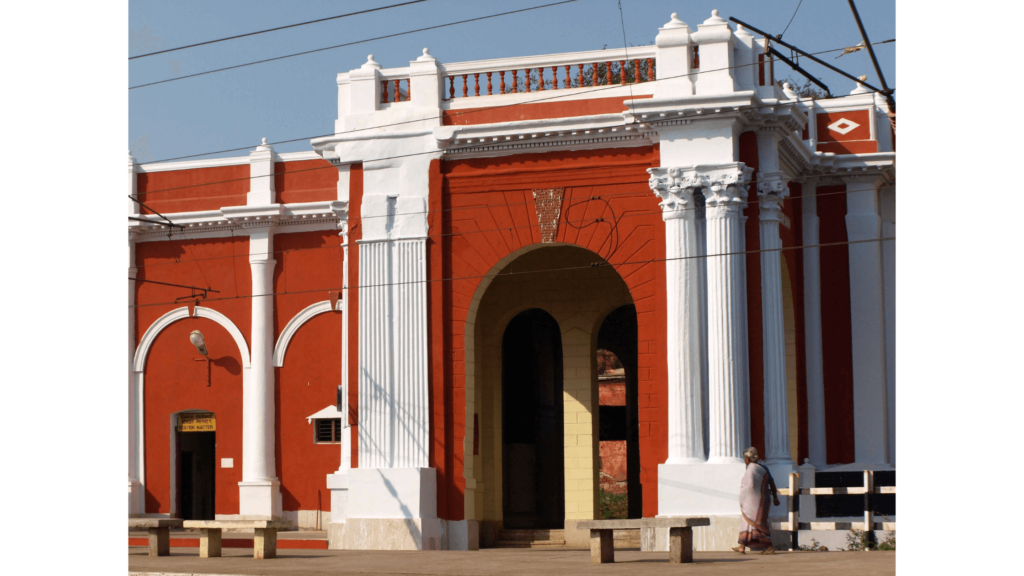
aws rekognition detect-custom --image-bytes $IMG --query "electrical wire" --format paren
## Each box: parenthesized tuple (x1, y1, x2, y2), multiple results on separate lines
(128, 1, 428, 60)
(131, 74, 895, 203)
(132, 38, 894, 165)
(131, 235, 893, 310)
(129, 0, 582, 89)
(780, 0, 804, 39)
(130, 187, 880, 271)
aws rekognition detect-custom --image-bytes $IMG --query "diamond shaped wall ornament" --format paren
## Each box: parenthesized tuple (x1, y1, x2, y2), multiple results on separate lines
(827, 118, 860, 136)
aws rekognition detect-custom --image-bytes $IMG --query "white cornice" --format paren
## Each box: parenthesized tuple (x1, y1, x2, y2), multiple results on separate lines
(137, 150, 323, 173)
(129, 200, 348, 242)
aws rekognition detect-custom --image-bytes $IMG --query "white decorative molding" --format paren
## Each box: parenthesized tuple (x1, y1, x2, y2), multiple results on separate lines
(133, 306, 251, 372)
(273, 299, 343, 367)
(132, 307, 190, 373)
(307, 404, 345, 424)
(130, 201, 348, 242)
(194, 307, 252, 368)
(827, 118, 860, 136)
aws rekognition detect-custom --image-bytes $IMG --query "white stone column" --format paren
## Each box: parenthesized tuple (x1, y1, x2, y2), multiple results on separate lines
(880, 185, 896, 466)
(128, 152, 143, 516)
(800, 179, 828, 466)
(239, 139, 282, 518)
(695, 191, 710, 457)
(702, 165, 754, 463)
(757, 171, 794, 466)
(240, 228, 282, 518)
(327, 219, 352, 548)
(844, 176, 890, 466)
(648, 168, 705, 464)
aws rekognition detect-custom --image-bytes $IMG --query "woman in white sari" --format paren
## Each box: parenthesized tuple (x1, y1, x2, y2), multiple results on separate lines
(733, 447, 780, 554)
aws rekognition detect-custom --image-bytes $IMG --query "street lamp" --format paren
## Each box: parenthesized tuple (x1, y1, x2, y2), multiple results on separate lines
(190, 330, 211, 386)
(190, 330, 208, 355)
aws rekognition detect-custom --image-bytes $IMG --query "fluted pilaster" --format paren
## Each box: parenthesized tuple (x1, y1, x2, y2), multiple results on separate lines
(757, 172, 793, 464)
(701, 164, 753, 463)
(649, 168, 705, 463)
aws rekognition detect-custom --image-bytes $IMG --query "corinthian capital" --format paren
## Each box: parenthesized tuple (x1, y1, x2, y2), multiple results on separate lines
(647, 167, 705, 220)
(757, 171, 789, 223)
(701, 163, 754, 209)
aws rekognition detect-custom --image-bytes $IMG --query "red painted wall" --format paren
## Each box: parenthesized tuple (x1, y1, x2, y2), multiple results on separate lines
(275, 160, 339, 204)
(437, 146, 668, 518)
(739, 131, 765, 456)
(136, 165, 249, 215)
(443, 95, 653, 126)
(273, 230, 345, 512)
(816, 185, 856, 464)
(815, 110, 877, 155)
(781, 183, 808, 463)
(136, 236, 252, 515)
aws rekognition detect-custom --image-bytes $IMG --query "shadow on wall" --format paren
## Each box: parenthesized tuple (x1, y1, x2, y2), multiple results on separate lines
(211, 356, 241, 376)
(379, 470, 423, 545)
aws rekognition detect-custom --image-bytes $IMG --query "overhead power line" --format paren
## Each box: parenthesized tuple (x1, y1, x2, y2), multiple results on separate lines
(130, 38, 894, 175)
(128, 1, 427, 61)
(131, 236, 894, 310)
(130, 187, 880, 271)
(779, 0, 804, 39)
(129, 0, 581, 89)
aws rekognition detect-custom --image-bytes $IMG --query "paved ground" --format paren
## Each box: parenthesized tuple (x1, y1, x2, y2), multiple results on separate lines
(129, 547, 895, 575)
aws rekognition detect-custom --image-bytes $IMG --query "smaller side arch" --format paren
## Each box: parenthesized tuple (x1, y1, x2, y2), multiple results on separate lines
(273, 300, 342, 368)
(133, 305, 251, 373)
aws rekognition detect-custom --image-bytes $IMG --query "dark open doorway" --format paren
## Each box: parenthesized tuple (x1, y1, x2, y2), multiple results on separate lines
(178, 427, 216, 520)
(597, 305, 641, 519)
(501, 308, 564, 529)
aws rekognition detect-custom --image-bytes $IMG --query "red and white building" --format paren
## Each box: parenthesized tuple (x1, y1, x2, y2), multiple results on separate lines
(128, 10, 895, 551)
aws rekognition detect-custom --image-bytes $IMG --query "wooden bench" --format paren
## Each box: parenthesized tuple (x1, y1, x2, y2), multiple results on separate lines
(128, 518, 183, 557)
(577, 517, 710, 564)
(182, 520, 291, 559)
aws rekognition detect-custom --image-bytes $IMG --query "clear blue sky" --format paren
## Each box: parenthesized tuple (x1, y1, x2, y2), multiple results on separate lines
(128, 0, 895, 164)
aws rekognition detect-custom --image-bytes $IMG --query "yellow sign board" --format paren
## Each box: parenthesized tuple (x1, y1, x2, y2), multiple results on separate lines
(178, 413, 216, 432)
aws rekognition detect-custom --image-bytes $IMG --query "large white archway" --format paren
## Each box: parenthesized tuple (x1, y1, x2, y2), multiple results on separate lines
(128, 305, 250, 516)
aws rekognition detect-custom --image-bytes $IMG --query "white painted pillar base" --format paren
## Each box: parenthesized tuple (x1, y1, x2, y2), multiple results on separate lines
(239, 480, 282, 519)
(657, 462, 748, 517)
(342, 468, 444, 550)
(128, 480, 143, 517)
(326, 472, 349, 549)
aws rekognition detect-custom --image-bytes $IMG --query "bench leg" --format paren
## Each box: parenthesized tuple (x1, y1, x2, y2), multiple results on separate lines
(590, 529, 614, 564)
(254, 528, 277, 559)
(148, 527, 169, 557)
(199, 528, 222, 558)
(668, 527, 693, 564)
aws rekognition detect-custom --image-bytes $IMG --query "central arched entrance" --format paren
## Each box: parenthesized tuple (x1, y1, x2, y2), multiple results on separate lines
(501, 309, 564, 529)
(463, 243, 638, 546)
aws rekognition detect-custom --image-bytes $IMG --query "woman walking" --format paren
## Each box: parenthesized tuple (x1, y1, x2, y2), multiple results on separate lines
(733, 447, 780, 554)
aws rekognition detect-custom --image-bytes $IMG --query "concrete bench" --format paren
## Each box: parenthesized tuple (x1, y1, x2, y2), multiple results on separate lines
(128, 518, 184, 557)
(182, 520, 291, 559)
(577, 517, 710, 564)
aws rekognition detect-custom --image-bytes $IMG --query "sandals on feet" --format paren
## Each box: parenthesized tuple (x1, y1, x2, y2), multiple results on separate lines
(760, 547, 776, 555)
(732, 546, 746, 554)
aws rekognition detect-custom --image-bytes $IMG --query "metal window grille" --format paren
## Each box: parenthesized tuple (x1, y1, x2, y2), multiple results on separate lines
(315, 418, 342, 443)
